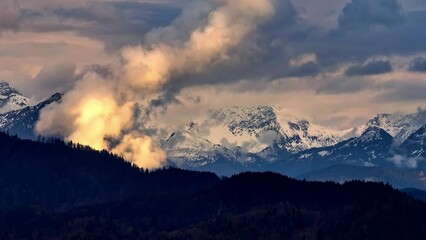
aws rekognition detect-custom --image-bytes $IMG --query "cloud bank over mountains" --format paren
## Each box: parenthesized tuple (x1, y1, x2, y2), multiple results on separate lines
(1, 0, 426, 167)
(34, 0, 278, 169)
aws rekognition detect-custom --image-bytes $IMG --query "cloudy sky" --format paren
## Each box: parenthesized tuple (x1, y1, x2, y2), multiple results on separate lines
(2, 0, 426, 130)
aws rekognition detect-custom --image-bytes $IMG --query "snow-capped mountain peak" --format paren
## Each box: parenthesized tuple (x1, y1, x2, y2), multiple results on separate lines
(193, 106, 350, 154)
(361, 111, 426, 144)
(0, 82, 20, 96)
(0, 82, 29, 114)
(359, 127, 391, 143)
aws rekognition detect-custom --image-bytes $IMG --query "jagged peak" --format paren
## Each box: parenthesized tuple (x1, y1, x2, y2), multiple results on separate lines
(46, 93, 62, 102)
(366, 113, 393, 126)
(213, 105, 309, 124)
(362, 126, 389, 135)
(359, 126, 393, 142)
(30, 93, 62, 110)
(217, 105, 275, 114)
(0, 82, 21, 96)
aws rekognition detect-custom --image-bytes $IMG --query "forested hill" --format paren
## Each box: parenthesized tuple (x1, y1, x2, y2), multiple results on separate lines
(0, 132, 219, 211)
(1, 172, 426, 240)
(1, 132, 426, 239)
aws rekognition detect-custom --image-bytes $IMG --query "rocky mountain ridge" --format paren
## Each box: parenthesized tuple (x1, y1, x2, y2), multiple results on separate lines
(1, 82, 426, 180)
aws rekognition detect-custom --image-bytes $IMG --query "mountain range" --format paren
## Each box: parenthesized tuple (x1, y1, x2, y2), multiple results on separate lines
(1, 82, 426, 188)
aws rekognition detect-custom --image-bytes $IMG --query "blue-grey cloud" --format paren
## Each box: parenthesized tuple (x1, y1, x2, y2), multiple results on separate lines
(19, 1, 182, 50)
(345, 60, 392, 76)
(310, 9, 426, 67)
(286, 62, 320, 77)
(337, 0, 404, 32)
(408, 57, 426, 72)
(375, 80, 426, 102)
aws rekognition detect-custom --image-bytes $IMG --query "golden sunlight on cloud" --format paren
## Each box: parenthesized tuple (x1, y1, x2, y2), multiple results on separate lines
(36, 0, 276, 169)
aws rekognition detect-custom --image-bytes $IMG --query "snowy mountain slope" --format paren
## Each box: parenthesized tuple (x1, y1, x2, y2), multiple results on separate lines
(0, 82, 29, 114)
(359, 111, 426, 144)
(160, 122, 268, 175)
(0, 93, 62, 139)
(398, 125, 426, 159)
(163, 135, 266, 175)
(158, 106, 355, 170)
(197, 106, 350, 155)
(272, 127, 395, 176)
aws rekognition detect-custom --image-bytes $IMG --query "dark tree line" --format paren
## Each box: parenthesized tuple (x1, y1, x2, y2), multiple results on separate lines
(0, 132, 219, 211)
(0, 132, 426, 239)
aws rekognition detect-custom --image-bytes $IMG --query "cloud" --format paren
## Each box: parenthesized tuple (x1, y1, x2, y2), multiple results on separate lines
(345, 60, 392, 76)
(408, 57, 426, 72)
(144, 1, 213, 46)
(257, 130, 279, 145)
(21, 63, 76, 100)
(0, 0, 21, 31)
(375, 80, 426, 102)
(389, 154, 424, 168)
(316, 116, 350, 127)
(36, 0, 278, 169)
(121, 0, 276, 91)
(323, 10, 426, 65)
(111, 131, 167, 170)
(286, 61, 320, 77)
(337, 0, 404, 32)
(317, 77, 373, 94)
(12, 1, 181, 50)
(0, 30, 112, 100)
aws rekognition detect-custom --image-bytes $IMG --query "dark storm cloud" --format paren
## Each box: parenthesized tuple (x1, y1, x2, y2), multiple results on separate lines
(345, 60, 392, 76)
(262, 0, 299, 31)
(18, 1, 182, 50)
(286, 62, 320, 77)
(197, 0, 421, 89)
(315, 0, 425, 65)
(154, 0, 425, 96)
(148, 91, 183, 114)
(408, 57, 426, 72)
(54, 1, 180, 28)
(336, 0, 404, 32)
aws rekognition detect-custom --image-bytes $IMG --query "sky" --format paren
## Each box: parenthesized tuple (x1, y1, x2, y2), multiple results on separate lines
(1, 0, 426, 130)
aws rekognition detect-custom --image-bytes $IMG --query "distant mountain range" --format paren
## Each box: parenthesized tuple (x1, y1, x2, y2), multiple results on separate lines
(1, 82, 426, 188)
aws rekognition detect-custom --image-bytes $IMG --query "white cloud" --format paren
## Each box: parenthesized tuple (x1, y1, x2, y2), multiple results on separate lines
(389, 154, 424, 169)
